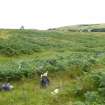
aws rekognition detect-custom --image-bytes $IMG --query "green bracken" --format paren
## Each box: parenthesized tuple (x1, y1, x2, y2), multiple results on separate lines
(0, 26, 105, 105)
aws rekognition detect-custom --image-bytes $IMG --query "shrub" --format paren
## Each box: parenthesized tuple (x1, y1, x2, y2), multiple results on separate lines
(73, 101, 85, 105)
(98, 88, 105, 97)
(84, 91, 98, 103)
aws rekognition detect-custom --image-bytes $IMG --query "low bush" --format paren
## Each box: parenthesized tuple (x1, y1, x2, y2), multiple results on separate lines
(84, 91, 98, 103)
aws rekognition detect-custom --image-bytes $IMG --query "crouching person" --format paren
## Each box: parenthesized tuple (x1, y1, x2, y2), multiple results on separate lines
(1, 83, 14, 91)
(40, 71, 50, 88)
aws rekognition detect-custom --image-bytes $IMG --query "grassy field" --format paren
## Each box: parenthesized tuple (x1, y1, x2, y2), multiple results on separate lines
(0, 71, 78, 105)
(0, 27, 105, 105)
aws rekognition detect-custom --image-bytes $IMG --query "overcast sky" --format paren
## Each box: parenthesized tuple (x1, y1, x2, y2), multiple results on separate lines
(0, 0, 105, 29)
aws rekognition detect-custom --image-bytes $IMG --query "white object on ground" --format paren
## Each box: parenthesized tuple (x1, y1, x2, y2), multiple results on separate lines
(10, 85, 14, 89)
(51, 88, 59, 95)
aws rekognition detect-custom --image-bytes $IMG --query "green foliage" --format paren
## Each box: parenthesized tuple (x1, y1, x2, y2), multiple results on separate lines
(91, 28, 105, 32)
(98, 88, 105, 97)
(73, 101, 85, 105)
(84, 91, 98, 103)
(1, 29, 105, 56)
(0, 29, 105, 105)
(0, 61, 35, 80)
(0, 29, 104, 80)
(57, 24, 105, 32)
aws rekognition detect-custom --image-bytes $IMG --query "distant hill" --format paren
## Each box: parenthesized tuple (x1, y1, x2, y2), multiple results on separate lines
(50, 24, 105, 32)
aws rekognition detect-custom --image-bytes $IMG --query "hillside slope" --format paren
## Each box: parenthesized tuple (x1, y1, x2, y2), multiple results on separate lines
(1, 29, 105, 56)
(55, 23, 105, 32)
(0, 28, 105, 105)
